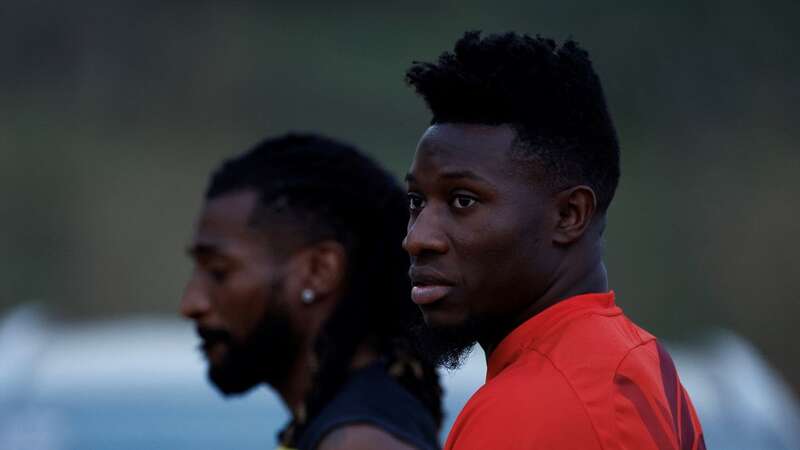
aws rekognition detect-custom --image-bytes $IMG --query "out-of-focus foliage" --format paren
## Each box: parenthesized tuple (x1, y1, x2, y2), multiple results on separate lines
(2, 1, 798, 391)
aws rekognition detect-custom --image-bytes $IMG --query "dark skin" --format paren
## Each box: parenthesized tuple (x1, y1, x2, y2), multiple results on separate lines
(404, 123, 608, 357)
(181, 190, 416, 450)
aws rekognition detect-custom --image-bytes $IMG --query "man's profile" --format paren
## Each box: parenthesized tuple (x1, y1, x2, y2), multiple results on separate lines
(403, 31, 705, 449)
(181, 133, 442, 450)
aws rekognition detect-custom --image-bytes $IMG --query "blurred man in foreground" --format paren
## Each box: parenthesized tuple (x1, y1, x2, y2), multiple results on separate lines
(403, 31, 705, 449)
(181, 133, 442, 450)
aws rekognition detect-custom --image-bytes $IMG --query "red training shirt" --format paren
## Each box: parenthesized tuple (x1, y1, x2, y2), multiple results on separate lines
(444, 292, 705, 450)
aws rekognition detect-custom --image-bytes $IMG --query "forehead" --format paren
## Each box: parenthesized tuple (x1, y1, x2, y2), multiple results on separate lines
(191, 189, 266, 254)
(409, 123, 519, 181)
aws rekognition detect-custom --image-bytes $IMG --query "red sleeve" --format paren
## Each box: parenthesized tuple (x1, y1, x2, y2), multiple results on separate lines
(612, 341, 706, 450)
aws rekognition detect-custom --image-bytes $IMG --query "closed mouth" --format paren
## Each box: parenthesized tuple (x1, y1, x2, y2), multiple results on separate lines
(409, 267, 455, 287)
(409, 267, 455, 305)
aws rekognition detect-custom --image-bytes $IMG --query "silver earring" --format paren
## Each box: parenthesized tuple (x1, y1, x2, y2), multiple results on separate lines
(301, 288, 315, 304)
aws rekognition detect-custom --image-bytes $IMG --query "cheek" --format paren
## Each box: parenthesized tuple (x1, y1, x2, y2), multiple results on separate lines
(452, 222, 518, 294)
(455, 214, 550, 312)
(217, 276, 270, 338)
(456, 207, 534, 271)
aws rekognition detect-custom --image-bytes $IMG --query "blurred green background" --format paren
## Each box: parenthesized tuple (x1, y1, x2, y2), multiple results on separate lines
(1, 1, 798, 392)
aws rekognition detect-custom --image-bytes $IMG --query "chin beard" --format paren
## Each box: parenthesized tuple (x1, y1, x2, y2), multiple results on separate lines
(204, 284, 300, 396)
(411, 316, 483, 371)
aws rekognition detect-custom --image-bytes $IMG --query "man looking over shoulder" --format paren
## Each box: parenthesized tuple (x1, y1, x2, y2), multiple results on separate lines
(181, 133, 442, 450)
(403, 31, 705, 450)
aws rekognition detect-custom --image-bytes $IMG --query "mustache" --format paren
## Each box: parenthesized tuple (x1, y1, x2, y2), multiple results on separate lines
(196, 326, 232, 346)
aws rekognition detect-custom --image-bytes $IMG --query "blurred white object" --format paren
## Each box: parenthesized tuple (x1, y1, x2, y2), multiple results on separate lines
(0, 305, 798, 450)
(0, 305, 284, 450)
(670, 329, 800, 450)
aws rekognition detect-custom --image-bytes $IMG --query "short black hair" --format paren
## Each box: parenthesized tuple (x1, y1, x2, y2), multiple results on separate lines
(406, 31, 620, 212)
(206, 133, 442, 445)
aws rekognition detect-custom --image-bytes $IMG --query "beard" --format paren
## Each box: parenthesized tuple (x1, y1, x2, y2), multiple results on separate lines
(411, 315, 484, 371)
(198, 281, 300, 396)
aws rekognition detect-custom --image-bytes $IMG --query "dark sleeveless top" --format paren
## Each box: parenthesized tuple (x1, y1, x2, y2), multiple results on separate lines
(292, 362, 440, 450)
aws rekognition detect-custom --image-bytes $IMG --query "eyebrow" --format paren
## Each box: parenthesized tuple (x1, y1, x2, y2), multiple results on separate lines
(440, 170, 490, 183)
(186, 243, 221, 258)
(405, 169, 491, 184)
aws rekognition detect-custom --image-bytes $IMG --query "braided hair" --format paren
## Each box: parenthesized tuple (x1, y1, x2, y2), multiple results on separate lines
(206, 133, 443, 446)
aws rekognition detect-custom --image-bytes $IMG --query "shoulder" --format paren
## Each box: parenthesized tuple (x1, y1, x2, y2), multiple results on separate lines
(317, 424, 421, 450)
(610, 340, 705, 450)
(476, 348, 586, 410)
(444, 356, 602, 449)
(297, 364, 439, 450)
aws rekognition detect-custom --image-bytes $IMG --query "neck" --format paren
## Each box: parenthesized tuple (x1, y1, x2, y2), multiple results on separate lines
(272, 341, 380, 420)
(479, 245, 608, 358)
(272, 346, 314, 419)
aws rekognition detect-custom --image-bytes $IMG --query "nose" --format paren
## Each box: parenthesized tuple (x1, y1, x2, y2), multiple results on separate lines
(402, 209, 449, 257)
(180, 274, 211, 320)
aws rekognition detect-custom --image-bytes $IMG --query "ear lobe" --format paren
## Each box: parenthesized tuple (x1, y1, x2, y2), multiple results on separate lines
(302, 240, 347, 301)
(553, 185, 597, 245)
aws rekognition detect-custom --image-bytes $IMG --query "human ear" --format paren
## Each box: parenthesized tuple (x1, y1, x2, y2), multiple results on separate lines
(291, 240, 347, 304)
(553, 185, 597, 245)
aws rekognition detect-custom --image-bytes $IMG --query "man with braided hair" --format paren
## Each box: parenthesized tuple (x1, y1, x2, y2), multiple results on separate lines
(403, 31, 705, 449)
(181, 133, 442, 450)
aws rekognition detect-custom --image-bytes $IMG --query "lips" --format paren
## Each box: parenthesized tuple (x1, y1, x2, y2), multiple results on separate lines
(411, 285, 453, 305)
(409, 267, 455, 305)
(196, 326, 231, 356)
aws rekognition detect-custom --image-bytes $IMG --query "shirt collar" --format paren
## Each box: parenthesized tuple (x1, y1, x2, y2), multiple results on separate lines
(486, 291, 618, 381)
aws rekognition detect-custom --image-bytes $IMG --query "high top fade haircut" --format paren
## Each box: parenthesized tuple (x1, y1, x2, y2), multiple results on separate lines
(406, 31, 620, 213)
(206, 133, 442, 446)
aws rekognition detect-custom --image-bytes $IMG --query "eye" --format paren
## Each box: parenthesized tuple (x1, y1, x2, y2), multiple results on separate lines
(451, 195, 477, 209)
(209, 269, 228, 283)
(408, 193, 426, 212)
(203, 262, 230, 283)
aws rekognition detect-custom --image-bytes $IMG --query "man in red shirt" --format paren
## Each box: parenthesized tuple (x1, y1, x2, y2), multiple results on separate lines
(403, 31, 705, 449)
